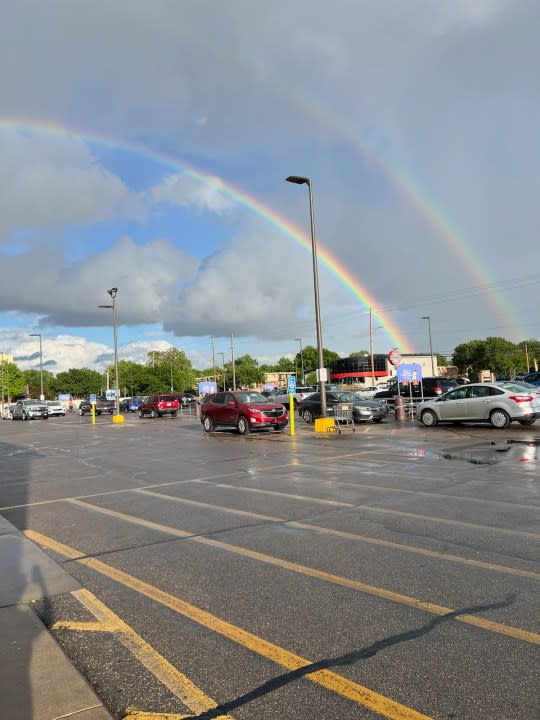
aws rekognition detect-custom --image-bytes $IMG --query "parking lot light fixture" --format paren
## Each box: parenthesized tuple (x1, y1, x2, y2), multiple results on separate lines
(98, 287, 121, 417)
(29, 333, 44, 400)
(286, 176, 327, 417)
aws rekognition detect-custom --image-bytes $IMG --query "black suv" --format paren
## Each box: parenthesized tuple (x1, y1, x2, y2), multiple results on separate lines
(374, 377, 458, 401)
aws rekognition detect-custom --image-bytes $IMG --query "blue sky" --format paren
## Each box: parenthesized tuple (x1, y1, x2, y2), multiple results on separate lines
(0, 1, 539, 375)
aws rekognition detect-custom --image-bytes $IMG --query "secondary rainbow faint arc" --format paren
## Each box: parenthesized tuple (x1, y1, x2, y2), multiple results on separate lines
(0, 118, 413, 352)
(281, 88, 522, 338)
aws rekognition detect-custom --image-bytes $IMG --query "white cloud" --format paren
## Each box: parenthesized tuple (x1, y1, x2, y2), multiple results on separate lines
(150, 173, 236, 213)
(0, 132, 144, 239)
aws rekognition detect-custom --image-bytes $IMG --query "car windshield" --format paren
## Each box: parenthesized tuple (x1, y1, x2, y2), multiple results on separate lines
(335, 391, 361, 401)
(236, 392, 268, 404)
(47, 401, 60, 406)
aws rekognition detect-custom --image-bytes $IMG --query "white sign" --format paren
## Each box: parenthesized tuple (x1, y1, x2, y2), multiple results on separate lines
(105, 389, 117, 400)
(316, 368, 328, 382)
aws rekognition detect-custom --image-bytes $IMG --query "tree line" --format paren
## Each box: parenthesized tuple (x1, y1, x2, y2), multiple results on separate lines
(0, 337, 537, 401)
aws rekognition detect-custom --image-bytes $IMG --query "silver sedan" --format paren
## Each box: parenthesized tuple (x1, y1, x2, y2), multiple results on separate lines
(417, 382, 539, 429)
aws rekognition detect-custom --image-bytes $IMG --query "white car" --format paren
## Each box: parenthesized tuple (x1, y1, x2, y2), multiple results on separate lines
(46, 400, 66, 416)
(417, 382, 539, 429)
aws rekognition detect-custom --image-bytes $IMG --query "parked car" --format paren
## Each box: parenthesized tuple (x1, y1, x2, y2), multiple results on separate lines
(298, 391, 388, 424)
(138, 393, 179, 418)
(200, 390, 288, 434)
(270, 385, 316, 409)
(176, 392, 196, 408)
(417, 382, 539, 429)
(11, 399, 49, 420)
(374, 377, 458, 401)
(521, 371, 540, 386)
(357, 385, 379, 398)
(46, 400, 66, 416)
(78, 396, 115, 415)
(120, 396, 144, 412)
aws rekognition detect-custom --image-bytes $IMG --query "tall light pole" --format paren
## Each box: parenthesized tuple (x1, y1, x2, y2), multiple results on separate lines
(29, 333, 44, 400)
(286, 176, 327, 416)
(295, 338, 305, 384)
(0, 351, 4, 407)
(99, 288, 120, 415)
(421, 316, 436, 376)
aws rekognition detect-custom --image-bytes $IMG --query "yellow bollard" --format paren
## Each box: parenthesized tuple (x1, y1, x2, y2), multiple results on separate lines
(91, 402, 96, 425)
(112, 414, 125, 424)
(289, 394, 295, 436)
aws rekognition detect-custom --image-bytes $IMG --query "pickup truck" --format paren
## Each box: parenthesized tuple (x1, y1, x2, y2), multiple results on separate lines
(78, 396, 115, 416)
(11, 399, 49, 420)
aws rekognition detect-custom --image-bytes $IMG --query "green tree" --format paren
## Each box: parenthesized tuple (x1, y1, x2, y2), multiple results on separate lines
(1, 362, 25, 400)
(51, 368, 104, 398)
(146, 348, 195, 394)
(234, 355, 264, 387)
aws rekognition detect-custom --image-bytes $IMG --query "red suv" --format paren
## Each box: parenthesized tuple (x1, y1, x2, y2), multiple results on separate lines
(138, 393, 179, 418)
(201, 391, 288, 435)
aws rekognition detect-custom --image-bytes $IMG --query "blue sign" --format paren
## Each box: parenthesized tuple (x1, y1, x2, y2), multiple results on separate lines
(105, 389, 117, 400)
(287, 376, 297, 394)
(199, 381, 218, 395)
(89, 393, 97, 403)
(396, 363, 423, 383)
(58, 393, 71, 401)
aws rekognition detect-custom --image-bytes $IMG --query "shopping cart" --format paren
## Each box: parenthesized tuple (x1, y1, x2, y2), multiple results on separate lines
(333, 403, 355, 433)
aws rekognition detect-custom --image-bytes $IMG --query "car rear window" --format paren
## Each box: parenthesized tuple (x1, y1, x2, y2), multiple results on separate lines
(159, 395, 177, 402)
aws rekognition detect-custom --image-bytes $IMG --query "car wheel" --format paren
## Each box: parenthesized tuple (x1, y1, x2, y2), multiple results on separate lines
(237, 415, 251, 435)
(203, 415, 214, 432)
(518, 417, 536, 425)
(490, 408, 510, 429)
(151, 409, 157, 418)
(171, 411, 177, 417)
(23, 412, 29, 421)
(273, 425, 282, 432)
(138, 410, 144, 418)
(420, 409, 438, 427)
(372, 417, 384, 423)
(302, 408, 314, 424)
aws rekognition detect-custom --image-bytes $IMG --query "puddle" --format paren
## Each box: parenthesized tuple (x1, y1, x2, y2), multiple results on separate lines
(440, 439, 539, 465)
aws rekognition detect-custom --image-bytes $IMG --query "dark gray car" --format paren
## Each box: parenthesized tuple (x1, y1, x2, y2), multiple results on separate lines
(298, 391, 388, 424)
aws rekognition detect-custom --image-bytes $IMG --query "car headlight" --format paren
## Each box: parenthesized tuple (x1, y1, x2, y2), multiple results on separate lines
(358, 408, 372, 415)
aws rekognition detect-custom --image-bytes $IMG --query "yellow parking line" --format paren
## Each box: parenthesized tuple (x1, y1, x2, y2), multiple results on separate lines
(133, 490, 540, 581)
(27, 529, 432, 720)
(56, 588, 234, 719)
(35, 503, 540, 647)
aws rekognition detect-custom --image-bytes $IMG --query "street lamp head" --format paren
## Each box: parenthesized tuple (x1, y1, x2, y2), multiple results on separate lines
(98, 304, 113, 309)
(421, 316, 430, 320)
(107, 287, 118, 298)
(29, 333, 41, 337)
(286, 176, 310, 186)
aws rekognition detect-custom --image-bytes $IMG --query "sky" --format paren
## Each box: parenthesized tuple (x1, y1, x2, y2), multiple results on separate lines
(1, 0, 539, 375)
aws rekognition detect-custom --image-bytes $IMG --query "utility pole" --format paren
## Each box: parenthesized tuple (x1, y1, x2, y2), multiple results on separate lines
(231, 334, 236, 390)
(525, 343, 530, 372)
(369, 308, 375, 386)
(211, 336, 216, 384)
(217, 352, 226, 390)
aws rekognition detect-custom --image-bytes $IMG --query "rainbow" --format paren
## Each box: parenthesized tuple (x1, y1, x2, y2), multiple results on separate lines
(282, 91, 523, 339)
(0, 118, 413, 351)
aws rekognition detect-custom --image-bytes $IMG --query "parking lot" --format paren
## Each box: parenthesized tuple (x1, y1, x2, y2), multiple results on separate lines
(1, 410, 538, 719)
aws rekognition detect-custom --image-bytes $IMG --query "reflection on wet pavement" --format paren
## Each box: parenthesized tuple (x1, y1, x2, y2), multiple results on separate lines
(440, 439, 539, 465)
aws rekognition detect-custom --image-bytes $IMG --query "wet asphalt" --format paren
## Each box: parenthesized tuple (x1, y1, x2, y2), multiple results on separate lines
(0, 409, 538, 719)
